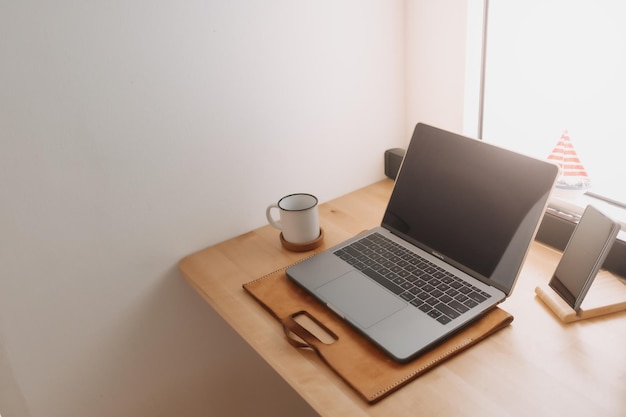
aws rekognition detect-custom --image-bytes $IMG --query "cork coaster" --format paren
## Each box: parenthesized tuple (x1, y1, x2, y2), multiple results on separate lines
(280, 228, 324, 252)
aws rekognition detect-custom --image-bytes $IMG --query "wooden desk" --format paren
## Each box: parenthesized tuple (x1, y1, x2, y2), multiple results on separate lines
(179, 179, 626, 417)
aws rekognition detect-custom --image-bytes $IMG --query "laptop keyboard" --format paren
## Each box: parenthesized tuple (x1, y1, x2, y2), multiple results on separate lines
(333, 232, 492, 325)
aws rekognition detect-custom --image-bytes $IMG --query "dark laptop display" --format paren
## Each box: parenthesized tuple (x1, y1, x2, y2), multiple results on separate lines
(382, 124, 556, 294)
(286, 123, 559, 362)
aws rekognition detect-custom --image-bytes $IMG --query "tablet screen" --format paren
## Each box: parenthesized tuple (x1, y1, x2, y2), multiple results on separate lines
(549, 205, 620, 311)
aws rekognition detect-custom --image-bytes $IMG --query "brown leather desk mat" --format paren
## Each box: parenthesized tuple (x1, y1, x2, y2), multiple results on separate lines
(243, 265, 513, 404)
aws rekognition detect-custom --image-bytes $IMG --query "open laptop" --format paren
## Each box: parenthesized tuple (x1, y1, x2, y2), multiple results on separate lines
(286, 123, 559, 362)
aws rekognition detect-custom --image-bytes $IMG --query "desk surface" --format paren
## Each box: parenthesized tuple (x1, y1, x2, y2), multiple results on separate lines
(179, 179, 626, 417)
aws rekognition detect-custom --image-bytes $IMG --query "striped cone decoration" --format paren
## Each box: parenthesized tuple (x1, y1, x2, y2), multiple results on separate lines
(547, 130, 591, 190)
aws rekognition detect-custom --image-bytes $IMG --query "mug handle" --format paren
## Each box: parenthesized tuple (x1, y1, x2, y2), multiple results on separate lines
(266, 204, 282, 230)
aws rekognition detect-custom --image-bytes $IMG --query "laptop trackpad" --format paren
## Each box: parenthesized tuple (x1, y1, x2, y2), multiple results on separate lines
(316, 271, 406, 329)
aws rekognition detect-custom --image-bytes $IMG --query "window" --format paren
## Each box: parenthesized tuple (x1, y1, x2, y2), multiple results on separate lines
(467, 0, 626, 229)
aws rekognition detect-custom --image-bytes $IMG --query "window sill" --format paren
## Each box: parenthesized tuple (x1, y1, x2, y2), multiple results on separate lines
(549, 191, 626, 241)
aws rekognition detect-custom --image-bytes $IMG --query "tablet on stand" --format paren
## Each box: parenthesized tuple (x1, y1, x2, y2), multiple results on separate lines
(535, 205, 626, 323)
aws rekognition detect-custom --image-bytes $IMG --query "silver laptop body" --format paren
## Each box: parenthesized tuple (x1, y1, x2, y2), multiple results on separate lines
(287, 123, 559, 362)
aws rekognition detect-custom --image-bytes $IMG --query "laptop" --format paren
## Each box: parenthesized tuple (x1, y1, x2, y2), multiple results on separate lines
(286, 123, 559, 362)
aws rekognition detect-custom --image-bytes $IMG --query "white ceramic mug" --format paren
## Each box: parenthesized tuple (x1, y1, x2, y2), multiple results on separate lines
(266, 193, 320, 244)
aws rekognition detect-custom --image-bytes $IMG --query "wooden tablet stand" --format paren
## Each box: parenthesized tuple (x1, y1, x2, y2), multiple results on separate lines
(535, 269, 626, 323)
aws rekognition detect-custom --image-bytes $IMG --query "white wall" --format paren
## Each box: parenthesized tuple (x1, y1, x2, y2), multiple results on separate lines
(406, 0, 469, 137)
(0, 1, 469, 416)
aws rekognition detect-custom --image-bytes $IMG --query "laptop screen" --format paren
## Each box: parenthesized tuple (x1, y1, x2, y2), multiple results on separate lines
(382, 123, 559, 294)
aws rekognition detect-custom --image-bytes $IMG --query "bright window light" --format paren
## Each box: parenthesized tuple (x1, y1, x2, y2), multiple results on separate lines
(471, 0, 626, 227)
